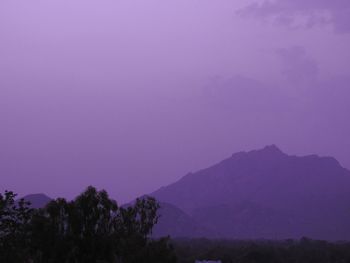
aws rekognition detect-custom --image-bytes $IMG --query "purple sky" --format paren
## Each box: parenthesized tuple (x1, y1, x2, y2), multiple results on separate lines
(1, 0, 350, 203)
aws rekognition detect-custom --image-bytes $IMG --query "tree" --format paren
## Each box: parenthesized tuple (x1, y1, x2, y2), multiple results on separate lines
(0, 187, 177, 263)
(0, 191, 33, 262)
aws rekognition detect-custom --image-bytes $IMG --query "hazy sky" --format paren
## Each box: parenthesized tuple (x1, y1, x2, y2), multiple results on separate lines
(1, 0, 350, 202)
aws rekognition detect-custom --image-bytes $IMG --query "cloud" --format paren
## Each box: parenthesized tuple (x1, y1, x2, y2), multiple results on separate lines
(239, 0, 350, 33)
(275, 46, 319, 85)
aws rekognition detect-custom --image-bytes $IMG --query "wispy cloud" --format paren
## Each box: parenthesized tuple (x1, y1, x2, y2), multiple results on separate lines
(275, 46, 319, 85)
(239, 0, 350, 33)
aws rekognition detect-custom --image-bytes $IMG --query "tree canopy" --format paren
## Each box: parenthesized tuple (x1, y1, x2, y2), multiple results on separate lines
(0, 186, 176, 263)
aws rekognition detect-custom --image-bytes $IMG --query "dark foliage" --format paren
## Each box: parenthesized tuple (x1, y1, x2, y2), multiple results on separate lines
(173, 238, 350, 263)
(0, 191, 33, 262)
(0, 187, 176, 263)
(2, 187, 350, 263)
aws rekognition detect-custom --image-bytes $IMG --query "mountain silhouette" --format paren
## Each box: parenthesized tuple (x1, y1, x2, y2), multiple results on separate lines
(19, 193, 52, 209)
(153, 202, 215, 238)
(151, 145, 350, 240)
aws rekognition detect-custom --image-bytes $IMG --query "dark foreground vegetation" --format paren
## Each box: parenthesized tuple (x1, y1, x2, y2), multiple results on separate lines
(2, 187, 350, 263)
(173, 238, 350, 263)
(0, 187, 176, 263)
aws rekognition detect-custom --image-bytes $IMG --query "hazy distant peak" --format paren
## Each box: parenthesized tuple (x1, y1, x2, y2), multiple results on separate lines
(254, 144, 284, 155)
(264, 144, 282, 151)
(20, 193, 52, 208)
(231, 145, 285, 160)
(22, 193, 50, 198)
(151, 145, 350, 240)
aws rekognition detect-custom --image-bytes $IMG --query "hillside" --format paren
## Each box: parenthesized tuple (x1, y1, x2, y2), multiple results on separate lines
(19, 193, 52, 209)
(151, 145, 350, 240)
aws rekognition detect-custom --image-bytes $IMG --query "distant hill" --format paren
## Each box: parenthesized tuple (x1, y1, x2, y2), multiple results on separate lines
(151, 145, 350, 240)
(153, 202, 215, 238)
(19, 193, 52, 209)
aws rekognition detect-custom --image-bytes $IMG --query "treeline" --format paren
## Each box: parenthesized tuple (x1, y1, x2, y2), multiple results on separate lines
(0, 186, 176, 263)
(173, 238, 350, 263)
(2, 188, 350, 263)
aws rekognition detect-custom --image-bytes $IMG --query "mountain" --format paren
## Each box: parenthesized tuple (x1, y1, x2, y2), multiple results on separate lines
(153, 202, 215, 238)
(151, 145, 350, 240)
(19, 193, 52, 209)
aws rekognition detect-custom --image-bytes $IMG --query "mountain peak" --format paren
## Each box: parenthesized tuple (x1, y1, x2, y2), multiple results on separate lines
(19, 193, 52, 208)
(259, 144, 284, 154)
(151, 145, 350, 239)
(231, 145, 284, 159)
(239, 144, 286, 159)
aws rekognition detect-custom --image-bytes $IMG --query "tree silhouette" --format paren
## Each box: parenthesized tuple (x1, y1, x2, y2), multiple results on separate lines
(0, 187, 176, 263)
(0, 191, 33, 262)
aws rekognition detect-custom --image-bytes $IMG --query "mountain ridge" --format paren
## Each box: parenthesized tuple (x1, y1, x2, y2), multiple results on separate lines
(13, 145, 350, 240)
(150, 145, 350, 240)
